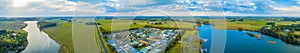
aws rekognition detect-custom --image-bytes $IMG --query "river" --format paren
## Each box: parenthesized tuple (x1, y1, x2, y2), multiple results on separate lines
(199, 24, 300, 53)
(21, 21, 60, 53)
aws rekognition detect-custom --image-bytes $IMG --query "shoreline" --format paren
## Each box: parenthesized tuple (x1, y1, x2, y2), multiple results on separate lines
(37, 24, 65, 53)
(207, 24, 300, 45)
(43, 31, 65, 53)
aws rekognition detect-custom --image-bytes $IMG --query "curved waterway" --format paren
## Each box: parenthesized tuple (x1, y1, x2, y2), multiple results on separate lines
(21, 21, 60, 53)
(199, 24, 300, 53)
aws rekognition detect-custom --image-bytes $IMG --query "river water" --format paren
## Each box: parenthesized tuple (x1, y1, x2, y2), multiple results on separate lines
(21, 21, 60, 53)
(199, 24, 300, 53)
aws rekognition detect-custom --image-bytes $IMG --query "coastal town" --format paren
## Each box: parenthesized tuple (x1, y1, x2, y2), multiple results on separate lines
(105, 28, 182, 53)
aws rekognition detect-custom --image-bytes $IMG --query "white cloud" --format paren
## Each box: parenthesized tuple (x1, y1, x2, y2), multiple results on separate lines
(272, 6, 300, 16)
(1, 0, 300, 17)
(12, 0, 45, 7)
(125, 0, 155, 6)
(1, 0, 99, 16)
(99, 10, 264, 16)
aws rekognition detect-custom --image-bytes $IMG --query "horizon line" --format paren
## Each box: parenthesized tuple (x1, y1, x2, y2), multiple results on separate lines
(1, 15, 300, 17)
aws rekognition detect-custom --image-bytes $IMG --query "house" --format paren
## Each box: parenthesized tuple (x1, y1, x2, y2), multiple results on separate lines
(139, 40, 149, 45)
(149, 21, 162, 25)
(284, 29, 291, 32)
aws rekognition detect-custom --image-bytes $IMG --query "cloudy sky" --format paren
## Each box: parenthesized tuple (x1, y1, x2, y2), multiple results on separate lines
(0, 0, 300, 16)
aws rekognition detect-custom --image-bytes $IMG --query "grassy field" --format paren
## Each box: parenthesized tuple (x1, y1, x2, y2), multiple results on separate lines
(97, 20, 135, 32)
(43, 22, 74, 53)
(276, 21, 300, 25)
(294, 31, 300, 36)
(211, 19, 300, 31)
(97, 19, 195, 32)
(0, 21, 27, 32)
(212, 19, 266, 31)
(72, 18, 100, 53)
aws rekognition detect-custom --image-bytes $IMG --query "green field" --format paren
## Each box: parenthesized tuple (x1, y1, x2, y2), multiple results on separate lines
(43, 22, 74, 53)
(211, 19, 300, 31)
(276, 21, 300, 25)
(0, 21, 27, 32)
(72, 18, 100, 53)
(97, 19, 195, 32)
(211, 19, 266, 31)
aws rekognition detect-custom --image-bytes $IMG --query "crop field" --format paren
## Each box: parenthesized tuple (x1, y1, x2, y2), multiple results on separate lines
(43, 22, 74, 53)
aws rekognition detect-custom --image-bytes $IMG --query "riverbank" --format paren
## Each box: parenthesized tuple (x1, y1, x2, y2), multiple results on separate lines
(21, 21, 60, 53)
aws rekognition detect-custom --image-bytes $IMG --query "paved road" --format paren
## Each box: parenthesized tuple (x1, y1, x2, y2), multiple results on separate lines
(72, 18, 101, 53)
(93, 18, 109, 53)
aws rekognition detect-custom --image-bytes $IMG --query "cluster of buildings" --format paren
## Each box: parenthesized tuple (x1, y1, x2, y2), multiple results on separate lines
(106, 28, 182, 53)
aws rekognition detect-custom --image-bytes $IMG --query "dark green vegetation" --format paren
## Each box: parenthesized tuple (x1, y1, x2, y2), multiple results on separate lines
(261, 22, 300, 45)
(38, 21, 57, 29)
(0, 30, 28, 53)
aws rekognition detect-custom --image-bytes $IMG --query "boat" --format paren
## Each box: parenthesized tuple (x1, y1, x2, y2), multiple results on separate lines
(267, 40, 277, 44)
(200, 38, 208, 42)
(246, 32, 262, 40)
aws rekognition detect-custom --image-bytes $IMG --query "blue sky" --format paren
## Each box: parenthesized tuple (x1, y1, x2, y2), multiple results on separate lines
(0, 0, 300, 16)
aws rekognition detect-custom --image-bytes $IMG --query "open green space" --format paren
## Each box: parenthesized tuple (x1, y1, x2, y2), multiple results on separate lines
(0, 21, 27, 32)
(212, 19, 266, 31)
(97, 19, 195, 32)
(211, 18, 300, 31)
(276, 21, 300, 25)
(72, 18, 100, 53)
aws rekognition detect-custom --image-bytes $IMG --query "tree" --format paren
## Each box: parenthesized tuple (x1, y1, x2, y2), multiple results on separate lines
(291, 28, 296, 33)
